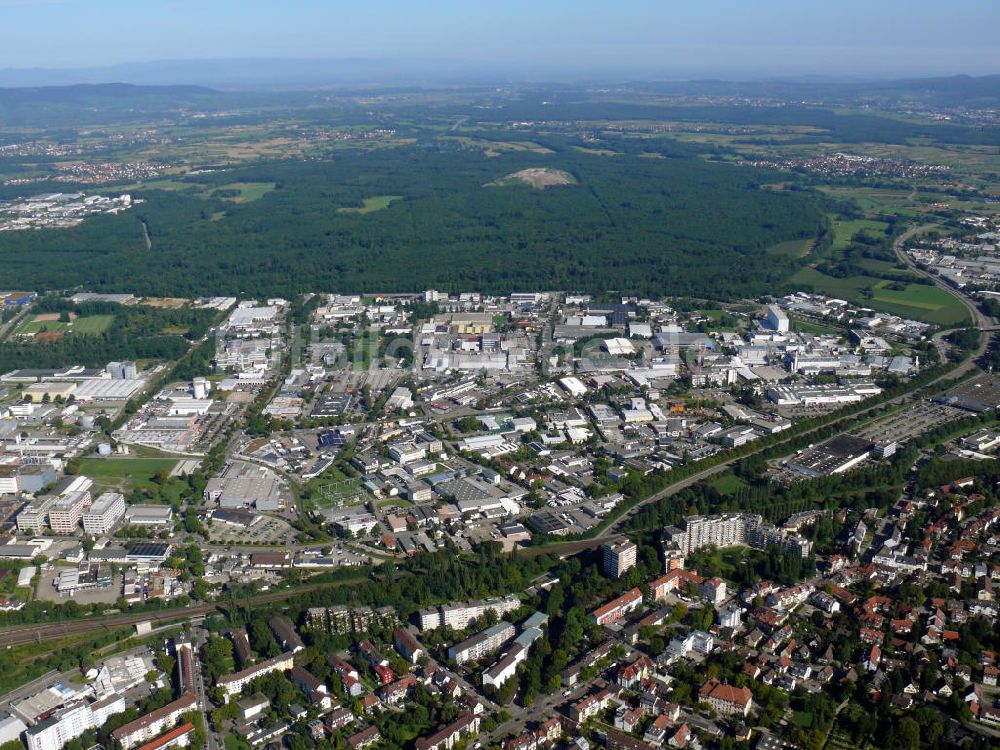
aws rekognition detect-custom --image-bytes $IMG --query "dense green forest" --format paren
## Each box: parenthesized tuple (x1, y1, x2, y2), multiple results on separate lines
(0, 147, 824, 298)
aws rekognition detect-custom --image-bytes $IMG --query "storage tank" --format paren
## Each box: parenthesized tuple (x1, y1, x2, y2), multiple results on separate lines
(192, 377, 209, 399)
(97, 443, 113, 456)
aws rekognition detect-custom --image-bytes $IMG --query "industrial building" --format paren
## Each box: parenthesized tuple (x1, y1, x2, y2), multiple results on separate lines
(767, 382, 882, 406)
(204, 462, 283, 510)
(765, 305, 789, 333)
(786, 434, 875, 478)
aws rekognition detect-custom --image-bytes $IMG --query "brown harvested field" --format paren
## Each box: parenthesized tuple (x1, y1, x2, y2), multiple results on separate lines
(486, 167, 577, 190)
(141, 297, 188, 309)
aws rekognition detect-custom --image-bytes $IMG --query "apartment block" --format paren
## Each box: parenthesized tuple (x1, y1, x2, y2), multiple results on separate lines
(602, 540, 637, 579)
(111, 694, 197, 750)
(418, 595, 520, 631)
(448, 621, 515, 665)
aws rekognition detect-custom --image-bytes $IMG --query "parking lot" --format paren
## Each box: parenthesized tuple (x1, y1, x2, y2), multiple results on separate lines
(36, 568, 122, 605)
(206, 514, 296, 544)
(856, 400, 967, 444)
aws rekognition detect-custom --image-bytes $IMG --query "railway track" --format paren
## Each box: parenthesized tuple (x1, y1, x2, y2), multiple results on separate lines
(0, 577, 365, 646)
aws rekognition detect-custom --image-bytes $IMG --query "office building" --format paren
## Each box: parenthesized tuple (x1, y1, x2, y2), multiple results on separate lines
(17, 495, 58, 534)
(47, 491, 91, 534)
(83, 492, 126, 535)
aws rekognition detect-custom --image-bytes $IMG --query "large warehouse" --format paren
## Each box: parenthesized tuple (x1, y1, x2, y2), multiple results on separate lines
(787, 435, 874, 478)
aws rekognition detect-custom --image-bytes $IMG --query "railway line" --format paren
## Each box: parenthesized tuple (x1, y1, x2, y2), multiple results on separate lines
(0, 576, 364, 646)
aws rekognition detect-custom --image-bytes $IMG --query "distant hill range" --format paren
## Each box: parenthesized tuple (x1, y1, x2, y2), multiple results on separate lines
(0, 82, 214, 103)
(627, 74, 1000, 108)
(0, 58, 996, 104)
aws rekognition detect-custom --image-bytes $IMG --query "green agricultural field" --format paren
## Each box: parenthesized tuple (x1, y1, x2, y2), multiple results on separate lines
(71, 315, 117, 334)
(855, 258, 916, 276)
(790, 268, 968, 325)
(709, 472, 749, 495)
(792, 318, 843, 336)
(573, 146, 618, 156)
(789, 267, 872, 299)
(868, 281, 969, 326)
(337, 195, 403, 214)
(831, 218, 889, 249)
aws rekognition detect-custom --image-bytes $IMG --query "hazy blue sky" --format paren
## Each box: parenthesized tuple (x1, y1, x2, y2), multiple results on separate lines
(2, 0, 997, 78)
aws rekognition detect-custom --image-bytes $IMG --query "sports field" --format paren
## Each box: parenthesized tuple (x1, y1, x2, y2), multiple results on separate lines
(16, 314, 114, 336)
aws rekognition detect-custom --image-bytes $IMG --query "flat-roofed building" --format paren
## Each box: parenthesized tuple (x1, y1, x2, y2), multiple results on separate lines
(73, 378, 145, 402)
(448, 621, 515, 665)
(48, 491, 91, 534)
(111, 694, 197, 750)
(23, 382, 77, 403)
(204, 462, 282, 509)
(765, 305, 789, 333)
(83, 492, 126, 535)
(17, 495, 58, 534)
(124, 505, 174, 527)
(26, 694, 125, 750)
(418, 595, 520, 631)
(602, 540, 637, 579)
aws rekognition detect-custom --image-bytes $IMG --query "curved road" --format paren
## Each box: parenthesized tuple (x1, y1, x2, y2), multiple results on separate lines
(893, 223, 992, 331)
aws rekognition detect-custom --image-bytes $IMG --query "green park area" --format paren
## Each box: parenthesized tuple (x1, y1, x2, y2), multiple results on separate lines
(73, 456, 180, 496)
